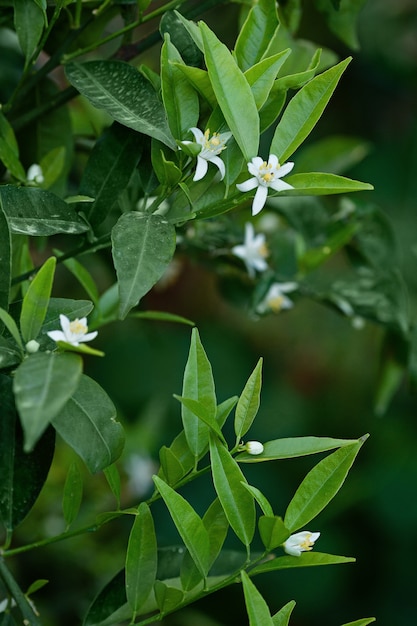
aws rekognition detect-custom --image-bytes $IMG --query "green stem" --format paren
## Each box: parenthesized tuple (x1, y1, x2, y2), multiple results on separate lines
(0, 557, 42, 625)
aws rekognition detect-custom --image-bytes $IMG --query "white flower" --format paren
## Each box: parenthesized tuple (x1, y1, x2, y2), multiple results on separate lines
(231, 222, 269, 278)
(283, 531, 320, 557)
(47, 314, 97, 346)
(236, 154, 294, 216)
(183, 127, 231, 181)
(256, 282, 298, 314)
(27, 163, 44, 184)
(245, 441, 264, 455)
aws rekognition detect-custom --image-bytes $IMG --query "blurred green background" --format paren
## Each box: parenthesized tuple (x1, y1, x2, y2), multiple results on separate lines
(5, 1, 417, 625)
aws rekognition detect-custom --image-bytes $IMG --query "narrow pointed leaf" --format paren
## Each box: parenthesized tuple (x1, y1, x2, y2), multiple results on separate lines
(65, 61, 176, 149)
(284, 172, 373, 195)
(234, 358, 262, 440)
(200, 22, 259, 160)
(0, 308, 23, 353)
(13, 352, 82, 452)
(270, 58, 351, 162)
(272, 601, 296, 626)
(112, 212, 176, 319)
(154, 581, 184, 613)
(243, 484, 274, 517)
(181, 328, 217, 458)
(258, 516, 291, 551)
(103, 464, 121, 508)
(209, 436, 255, 546)
(251, 552, 355, 575)
(234, 0, 279, 71)
(52, 374, 125, 473)
(20, 256, 56, 343)
(0, 374, 55, 531)
(245, 51, 291, 110)
(153, 475, 211, 577)
(0, 207, 11, 315)
(241, 571, 274, 626)
(0, 111, 26, 181)
(62, 462, 83, 529)
(284, 437, 367, 532)
(14, 0, 44, 67)
(125, 503, 157, 616)
(340, 619, 376, 626)
(174, 395, 225, 442)
(237, 436, 359, 462)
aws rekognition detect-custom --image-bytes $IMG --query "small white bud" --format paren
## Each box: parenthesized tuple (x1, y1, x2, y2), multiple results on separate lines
(246, 441, 264, 455)
(26, 339, 40, 354)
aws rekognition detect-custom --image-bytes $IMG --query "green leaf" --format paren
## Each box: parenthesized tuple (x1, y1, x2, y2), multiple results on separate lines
(161, 34, 199, 139)
(339, 619, 376, 626)
(181, 328, 217, 458)
(52, 374, 125, 473)
(125, 503, 157, 617)
(251, 551, 355, 575)
(209, 436, 255, 546)
(151, 139, 182, 187)
(0, 111, 26, 181)
(174, 396, 225, 442)
(237, 436, 358, 462)
(40, 146, 66, 189)
(174, 65, 216, 108)
(0, 308, 24, 353)
(57, 254, 99, 306)
(270, 58, 351, 162)
(62, 461, 83, 530)
(245, 51, 291, 110)
(160, 10, 203, 67)
(111, 212, 176, 319)
(295, 135, 371, 175)
(0, 337, 22, 369)
(200, 22, 259, 160)
(103, 464, 121, 508)
(20, 256, 56, 343)
(258, 516, 291, 551)
(284, 172, 373, 195)
(234, 358, 262, 441)
(284, 437, 367, 532)
(243, 484, 274, 517)
(14, 0, 45, 68)
(130, 310, 194, 326)
(272, 601, 296, 626)
(153, 475, 211, 578)
(78, 123, 143, 229)
(159, 445, 187, 486)
(234, 0, 279, 71)
(315, 0, 367, 50)
(0, 373, 55, 532)
(154, 581, 184, 613)
(65, 61, 176, 149)
(13, 352, 82, 452)
(0, 208, 11, 315)
(241, 571, 274, 626)
(0, 186, 88, 236)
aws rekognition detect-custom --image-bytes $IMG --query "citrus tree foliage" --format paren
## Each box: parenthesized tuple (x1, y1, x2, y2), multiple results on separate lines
(0, 0, 400, 623)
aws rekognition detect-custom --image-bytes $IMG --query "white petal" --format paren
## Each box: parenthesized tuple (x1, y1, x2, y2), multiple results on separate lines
(244, 221, 255, 242)
(279, 282, 298, 293)
(209, 155, 225, 180)
(189, 127, 204, 142)
(268, 154, 279, 168)
(277, 161, 294, 177)
(47, 330, 66, 342)
(270, 179, 294, 192)
(236, 177, 258, 193)
(252, 185, 268, 216)
(251, 156, 264, 169)
(193, 157, 209, 181)
(252, 257, 268, 272)
(78, 331, 98, 343)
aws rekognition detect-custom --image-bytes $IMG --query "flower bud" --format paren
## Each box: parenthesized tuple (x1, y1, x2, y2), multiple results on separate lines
(246, 441, 264, 455)
(26, 339, 40, 354)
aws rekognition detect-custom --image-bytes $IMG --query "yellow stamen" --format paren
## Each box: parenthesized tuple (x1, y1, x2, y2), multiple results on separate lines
(69, 319, 87, 334)
(268, 295, 285, 313)
(299, 533, 314, 551)
(259, 243, 269, 258)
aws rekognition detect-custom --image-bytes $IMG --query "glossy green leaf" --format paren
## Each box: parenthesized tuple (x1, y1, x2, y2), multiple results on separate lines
(125, 503, 157, 617)
(241, 571, 274, 626)
(65, 61, 176, 149)
(270, 58, 351, 162)
(111, 212, 176, 319)
(284, 172, 373, 195)
(243, 484, 273, 517)
(274, 48, 322, 91)
(0, 208, 11, 315)
(52, 374, 125, 473)
(209, 436, 255, 546)
(0, 112, 26, 181)
(234, 358, 262, 441)
(159, 445, 186, 486)
(216, 395, 239, 429)
(174, 65, 216, 108)
(158, 429, 194, 485)
(342, 617, 376, 626)
(160, 10, 203, 67)
(272, 601, 296, 626)
(315, 0, 367, 49)
(0, 337, 22, 369)
(153, 475, 211, 578)
(251, 551, 355, 575)
(153, 581, 184, 613)
(14, 0, 44, 67)
(258, 516, 291, 551)
(161, 34, 199, 139)
(259, 88, 287, 133)
(0, 373, 55, 532)
(234, 0, 279, 71)
(131, 310, 194, 326)
(13, 352, 82, 452)
(181, 328, 217, 458)
(62, 462, 83, 530)
(284, 438, 367, 532)
(200, 22, 259, 160)
(0, 308, 23, 353)
(78, 123, 143, 229)
(174, 396, 225, 442)
(103, 465, 121, 508)
(20, 256, 56, 343)
(151, 139, 182, 187)
(40, 146, 66, 189)
(237, 436, 358, 462)
(0, 186, 88, 236)
(57, 254, 99, 306)
(245, 51, 291, 109)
